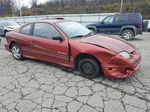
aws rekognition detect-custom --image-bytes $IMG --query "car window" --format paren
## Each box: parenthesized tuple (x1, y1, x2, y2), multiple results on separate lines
(115, 15, 127, 22)
(128, 15, 138, 22)
(20, 24, 32, 35)
(103, 16, 114, 24)
(33, 23, 61, 40)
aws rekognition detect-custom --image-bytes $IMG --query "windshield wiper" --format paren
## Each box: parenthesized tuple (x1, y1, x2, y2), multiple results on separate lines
(70, 35, 85, 39)
(85, 32, 94, 37)
(70, 32, 94, 39)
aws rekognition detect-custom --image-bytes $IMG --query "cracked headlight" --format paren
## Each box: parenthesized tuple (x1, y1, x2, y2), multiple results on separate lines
(119, 51, 131, 59)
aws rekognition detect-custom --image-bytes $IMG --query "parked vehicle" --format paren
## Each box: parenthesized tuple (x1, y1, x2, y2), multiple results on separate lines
(5, 19, 141, 78)
(147, 20, 150, 32)
(0, 21, 20, 37)
(142, 20, 149, 32)
(86, 13, 143, 40)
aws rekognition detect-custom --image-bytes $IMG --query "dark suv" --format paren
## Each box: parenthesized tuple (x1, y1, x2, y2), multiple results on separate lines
(86, 13, 143, 40)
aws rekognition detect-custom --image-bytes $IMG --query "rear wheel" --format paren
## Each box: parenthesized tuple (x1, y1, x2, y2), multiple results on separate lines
(121, 29, 135, 40)
(89, 28, 96, 34)
(78, 58, 101, 78)
(11, 43, 23, 60)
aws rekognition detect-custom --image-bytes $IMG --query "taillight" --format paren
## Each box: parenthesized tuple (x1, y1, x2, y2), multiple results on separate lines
(138, 23, 142, 28)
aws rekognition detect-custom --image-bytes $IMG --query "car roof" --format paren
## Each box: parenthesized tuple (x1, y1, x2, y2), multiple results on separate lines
(36, 18, 71, 24)
(39, 19, 70, 23)
(21, 18, 72, 28)
(24, 20, 71, 26)
(114, 13, 141, 16)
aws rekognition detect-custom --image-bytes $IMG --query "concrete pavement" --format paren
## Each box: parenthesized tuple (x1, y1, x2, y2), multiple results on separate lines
(0, 34, 150, 112)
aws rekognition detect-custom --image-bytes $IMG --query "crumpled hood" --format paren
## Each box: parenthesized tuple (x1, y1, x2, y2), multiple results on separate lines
(77, 34, 135, 53)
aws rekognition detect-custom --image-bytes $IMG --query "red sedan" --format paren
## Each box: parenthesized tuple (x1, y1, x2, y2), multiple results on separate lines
(4, 19, 141, 78)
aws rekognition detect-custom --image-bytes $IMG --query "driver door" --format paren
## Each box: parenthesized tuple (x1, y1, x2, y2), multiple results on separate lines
(30, 22, 69, 65)
(97, 16, 116, 34)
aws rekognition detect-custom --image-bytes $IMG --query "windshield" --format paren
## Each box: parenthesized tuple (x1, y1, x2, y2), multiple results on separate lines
(103, 16, 114, 24)
(56, 21, 92, 38)
(2, 22, 20, 27)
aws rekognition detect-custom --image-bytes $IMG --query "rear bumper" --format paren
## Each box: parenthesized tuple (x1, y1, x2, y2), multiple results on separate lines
(136, 28, 143, 35)
(101, 50, 141, 78)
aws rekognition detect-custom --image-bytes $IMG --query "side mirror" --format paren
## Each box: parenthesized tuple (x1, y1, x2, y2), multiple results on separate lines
(52, 36, 64, 41)
(101, 21, 105, 24)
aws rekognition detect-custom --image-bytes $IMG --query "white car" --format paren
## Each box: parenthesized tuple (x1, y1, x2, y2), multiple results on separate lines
(0, 21, 20, 37)
(147, 20, 150, 32)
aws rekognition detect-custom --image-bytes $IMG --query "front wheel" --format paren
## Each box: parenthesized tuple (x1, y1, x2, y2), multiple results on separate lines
(11, 43, 23, 60)
(121, 29, 135, 40)
(78, 58, 101, 78)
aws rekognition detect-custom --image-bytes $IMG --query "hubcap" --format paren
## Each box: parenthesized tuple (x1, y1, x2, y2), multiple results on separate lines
(12, 46, 21, 59)
(123, 31, 132, 39)
(81, 62, 95, 75)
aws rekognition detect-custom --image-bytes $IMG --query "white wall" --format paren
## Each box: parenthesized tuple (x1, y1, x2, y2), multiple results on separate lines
(0, 13, 115, 26)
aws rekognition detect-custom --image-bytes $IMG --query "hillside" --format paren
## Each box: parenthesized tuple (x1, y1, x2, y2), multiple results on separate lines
(0, 0, 150, 19)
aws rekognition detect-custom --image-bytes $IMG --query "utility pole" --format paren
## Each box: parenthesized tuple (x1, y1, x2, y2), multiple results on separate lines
(10, 3, 14, 16)
(120, 0, 123, 13)
(18, 0, 22, 16)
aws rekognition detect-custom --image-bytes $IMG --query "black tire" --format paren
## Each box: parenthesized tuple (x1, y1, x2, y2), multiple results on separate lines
(89, 28, 96, 34)
(11, 43, 23, 60)
(121, 29, 135, 40)
(2, 30, 7, 37)
(78, 58, 101, 78)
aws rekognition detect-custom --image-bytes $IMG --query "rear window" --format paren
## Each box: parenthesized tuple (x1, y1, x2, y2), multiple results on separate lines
(115, 14, 142, 23)
(115, 15, 127, 22)
(128, 15, 138, 22)
(20, 24, 32, 35)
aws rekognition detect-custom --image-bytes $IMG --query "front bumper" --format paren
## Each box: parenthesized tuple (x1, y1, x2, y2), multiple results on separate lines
(136, 28, 143, 35)
(4, 41, 10, 51)
(101, 50, 141, 78)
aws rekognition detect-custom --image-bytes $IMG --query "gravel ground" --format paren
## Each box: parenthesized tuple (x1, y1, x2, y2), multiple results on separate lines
(0, 34, 150, 112)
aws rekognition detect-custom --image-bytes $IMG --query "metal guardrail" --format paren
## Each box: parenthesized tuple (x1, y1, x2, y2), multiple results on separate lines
(0, 13, 115, 26)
